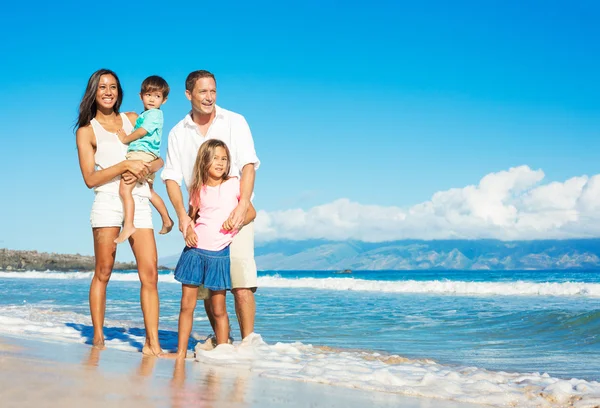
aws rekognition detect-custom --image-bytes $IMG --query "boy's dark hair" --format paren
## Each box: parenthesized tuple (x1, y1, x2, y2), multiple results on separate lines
(141, 75, 170, 98)
(185, 70, 216, 92)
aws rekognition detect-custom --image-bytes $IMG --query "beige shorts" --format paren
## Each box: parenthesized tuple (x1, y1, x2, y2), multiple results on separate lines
(126, 150, 157, 182)
(197, 222, 257, 299)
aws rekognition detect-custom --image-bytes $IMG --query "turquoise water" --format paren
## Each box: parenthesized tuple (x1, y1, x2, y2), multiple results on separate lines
(0, 269, 598, 383)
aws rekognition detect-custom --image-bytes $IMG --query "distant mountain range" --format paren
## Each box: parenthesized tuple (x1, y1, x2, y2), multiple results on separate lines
(158, 239, 600, 270)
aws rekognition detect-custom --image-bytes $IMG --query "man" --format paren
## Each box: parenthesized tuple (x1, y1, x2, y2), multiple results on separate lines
(161, 70, 259, 344)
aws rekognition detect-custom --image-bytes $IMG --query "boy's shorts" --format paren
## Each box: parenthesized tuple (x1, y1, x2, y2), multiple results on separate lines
(126, 151, 158, 182)
(197, 222, 257, 300)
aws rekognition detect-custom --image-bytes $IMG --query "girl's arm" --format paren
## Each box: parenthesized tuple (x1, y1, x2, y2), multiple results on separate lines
(76, 126, 150, 188)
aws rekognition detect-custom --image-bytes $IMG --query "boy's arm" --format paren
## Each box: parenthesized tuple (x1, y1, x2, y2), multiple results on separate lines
(117, 127, 149, 144)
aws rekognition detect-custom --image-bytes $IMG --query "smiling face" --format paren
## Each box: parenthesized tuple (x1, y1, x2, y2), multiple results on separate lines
(186, 77, 217, 115)
(208, 146, 229, 179)
(95, 74, 119, 110)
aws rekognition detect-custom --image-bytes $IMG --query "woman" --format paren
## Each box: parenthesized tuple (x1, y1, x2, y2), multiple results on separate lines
(76, 68, 163, 355)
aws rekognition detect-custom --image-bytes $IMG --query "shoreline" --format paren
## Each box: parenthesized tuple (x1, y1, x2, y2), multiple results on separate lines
(0, 334, 480, 408)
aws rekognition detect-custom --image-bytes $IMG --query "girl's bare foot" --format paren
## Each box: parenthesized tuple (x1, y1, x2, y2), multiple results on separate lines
(159, 217, 174, 235)
(161, 352, 188, 360)
(114, 225, 136, 244)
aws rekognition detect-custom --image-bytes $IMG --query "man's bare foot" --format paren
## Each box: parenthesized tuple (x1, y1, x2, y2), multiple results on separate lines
(114, 226, 136, 244)
(159, 217, 174, 235)
(142, 344, 163, 356)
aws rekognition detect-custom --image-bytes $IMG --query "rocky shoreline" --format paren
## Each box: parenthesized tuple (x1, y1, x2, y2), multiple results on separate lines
(0, 248, 171, 272)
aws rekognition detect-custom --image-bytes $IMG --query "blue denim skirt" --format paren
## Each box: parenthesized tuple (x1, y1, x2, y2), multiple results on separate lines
(173, 246, 231, 290)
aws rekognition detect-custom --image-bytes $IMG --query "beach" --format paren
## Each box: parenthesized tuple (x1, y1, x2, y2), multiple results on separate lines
(0, 335, 482, 408)
(1, 269, 600, 407)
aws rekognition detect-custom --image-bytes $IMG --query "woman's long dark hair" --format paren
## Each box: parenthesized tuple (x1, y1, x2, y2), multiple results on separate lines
(75, 69, 123, 130)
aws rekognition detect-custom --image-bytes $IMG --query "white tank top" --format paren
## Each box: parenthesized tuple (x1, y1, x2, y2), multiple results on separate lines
(90, 113, 151, 197)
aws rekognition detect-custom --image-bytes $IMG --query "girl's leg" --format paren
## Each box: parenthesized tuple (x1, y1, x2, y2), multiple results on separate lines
(148, 182, 174, 235)
(209, 290, 229, 345)
(129, 228, 162, 355)
(115, 179, 137, 244)
(90, 227, 120, 348)
(175, 284, 199, 358)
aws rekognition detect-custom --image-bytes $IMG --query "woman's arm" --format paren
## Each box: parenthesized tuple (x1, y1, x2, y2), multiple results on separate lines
(76, 126, 150, 189)
(148, 157, 164, 173)
(122, 157, 163, 184)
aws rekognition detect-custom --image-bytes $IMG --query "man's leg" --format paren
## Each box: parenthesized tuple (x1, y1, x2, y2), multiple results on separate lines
(229, 222, 257, 339)
(232, 288, 255, 338)
(196, 285, 216, 332)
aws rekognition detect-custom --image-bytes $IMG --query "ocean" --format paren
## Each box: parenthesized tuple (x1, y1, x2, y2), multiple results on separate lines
(1, 269, 599, 406)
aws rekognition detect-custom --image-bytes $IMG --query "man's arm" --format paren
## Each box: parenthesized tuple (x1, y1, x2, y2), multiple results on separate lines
(166, 180, 191, 233)
(161, 126, 189, 232)
(224, 114, 260, 230)
(223, 164, 256, 230)
(243, 202, 257, 226)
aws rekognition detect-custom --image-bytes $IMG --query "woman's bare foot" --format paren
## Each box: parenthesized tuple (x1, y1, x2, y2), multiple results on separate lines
(114, 225, 136, 244)
(92, 338, 105, 350)
(159, 217, 174, 235)
(142, 344, 163, 357)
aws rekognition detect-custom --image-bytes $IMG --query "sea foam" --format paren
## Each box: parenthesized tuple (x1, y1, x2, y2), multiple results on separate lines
(259, 276, 600, 297)
(1, 304, 599, 407)
(2, 271, 600, 297)
(195, 334, 600, 407)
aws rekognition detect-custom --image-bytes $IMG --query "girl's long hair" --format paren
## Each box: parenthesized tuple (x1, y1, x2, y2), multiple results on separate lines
(189, 139, 232, 220)
(75, 68, 123, 130)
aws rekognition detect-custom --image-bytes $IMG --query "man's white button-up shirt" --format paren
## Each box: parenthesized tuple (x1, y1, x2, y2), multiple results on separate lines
(161, 105, 260, 190)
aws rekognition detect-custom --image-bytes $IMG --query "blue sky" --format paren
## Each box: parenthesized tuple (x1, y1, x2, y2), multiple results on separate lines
(1, 1, 599, 260)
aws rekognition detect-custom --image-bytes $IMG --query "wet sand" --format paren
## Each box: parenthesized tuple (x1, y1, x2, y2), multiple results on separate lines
(0, 335, 484, 408)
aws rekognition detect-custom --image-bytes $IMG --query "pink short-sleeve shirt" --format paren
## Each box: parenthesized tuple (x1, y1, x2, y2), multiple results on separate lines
(192, 178, 240, 251)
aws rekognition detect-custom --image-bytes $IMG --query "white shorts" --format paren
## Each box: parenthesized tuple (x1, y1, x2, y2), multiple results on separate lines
(90, 192, 153, 229)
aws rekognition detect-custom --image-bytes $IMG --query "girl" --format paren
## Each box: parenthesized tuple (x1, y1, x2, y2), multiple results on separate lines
(75, 68, 163, 355)
(169, 139, 256, 359)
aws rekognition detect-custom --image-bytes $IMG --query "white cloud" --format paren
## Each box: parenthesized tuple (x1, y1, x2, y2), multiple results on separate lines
(255, 165, 600, 242)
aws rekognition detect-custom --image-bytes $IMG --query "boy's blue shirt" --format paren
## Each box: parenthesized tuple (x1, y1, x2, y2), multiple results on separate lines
(128, 108, 163, 157)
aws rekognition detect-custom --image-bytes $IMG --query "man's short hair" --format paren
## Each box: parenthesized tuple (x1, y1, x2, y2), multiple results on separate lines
(141, 75, 170, 98)
(185, 70, 216, 92)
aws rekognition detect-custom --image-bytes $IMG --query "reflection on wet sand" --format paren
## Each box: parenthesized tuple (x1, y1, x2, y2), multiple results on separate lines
(170, 359, 250, 408)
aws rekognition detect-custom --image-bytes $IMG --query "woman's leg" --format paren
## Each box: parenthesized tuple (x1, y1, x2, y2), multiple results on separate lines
(129, 228, 162, 355)
(176, 284, 199, 358)
(210, 290, 229, 345)
(115, 179, 137, 244)
(90, 227, 120, 348)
